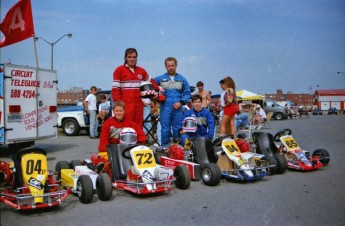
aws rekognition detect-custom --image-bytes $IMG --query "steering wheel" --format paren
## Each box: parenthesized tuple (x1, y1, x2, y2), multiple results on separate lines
(121, 144, 141, 159)
(212, 134, 234, 146)
(273, 128, 292, 142)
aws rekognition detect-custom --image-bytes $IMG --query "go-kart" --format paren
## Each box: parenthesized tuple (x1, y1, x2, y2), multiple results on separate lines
(0, 147, 73, 210)
(251, 132, 288, 174)
(87, 143, 191, 195)
(212, 135, 269, 181)
(55, 159, 113, 203)
(155, 137, 221, 186)
(267, 128, 330, 171)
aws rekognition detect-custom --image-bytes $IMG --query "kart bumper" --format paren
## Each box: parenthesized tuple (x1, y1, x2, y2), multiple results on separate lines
(0, 186, 72, 210)
(113, 179, 174, 195)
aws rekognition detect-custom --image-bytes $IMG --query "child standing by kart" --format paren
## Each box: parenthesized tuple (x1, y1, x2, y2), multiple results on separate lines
(98, 101, 146, 152)
(220, 76, 238, 136)
(180, 94, 215, 146)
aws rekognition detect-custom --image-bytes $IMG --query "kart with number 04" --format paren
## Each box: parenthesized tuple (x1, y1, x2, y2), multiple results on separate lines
(0, 147, 94, 210)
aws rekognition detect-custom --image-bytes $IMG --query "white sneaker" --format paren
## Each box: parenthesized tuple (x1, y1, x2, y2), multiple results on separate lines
(257, 125, 262, 129)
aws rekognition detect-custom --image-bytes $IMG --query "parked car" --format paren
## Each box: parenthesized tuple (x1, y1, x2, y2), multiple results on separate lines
(328, 107, 338, 115)
(263, 99, 288, 120)
(57, 90, 111, 136)
(313, 108, 323, 115)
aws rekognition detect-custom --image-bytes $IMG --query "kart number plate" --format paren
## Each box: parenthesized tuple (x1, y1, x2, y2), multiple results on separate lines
(282, 137, 300, 151)
(132, 149, 156, 169)
(223, 140, 240, 155)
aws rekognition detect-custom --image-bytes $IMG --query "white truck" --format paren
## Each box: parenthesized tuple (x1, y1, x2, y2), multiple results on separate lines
(0, 63, 57, 151)
(57, 90, 111, 136)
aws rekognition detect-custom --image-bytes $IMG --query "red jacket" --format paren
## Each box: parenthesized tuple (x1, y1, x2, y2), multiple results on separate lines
(98, 116, 146, 152)
(112, 64, 158, 127)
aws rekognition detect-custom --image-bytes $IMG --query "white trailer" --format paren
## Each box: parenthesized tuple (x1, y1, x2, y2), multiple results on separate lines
(0, 63, 57, 151)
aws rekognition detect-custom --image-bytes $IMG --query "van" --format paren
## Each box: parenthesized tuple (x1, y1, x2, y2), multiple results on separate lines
(263, 99, 288, 120)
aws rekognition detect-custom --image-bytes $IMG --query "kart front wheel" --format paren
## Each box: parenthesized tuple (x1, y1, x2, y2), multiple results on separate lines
(274, 154, 287, 174)
(70, 160, 82, 170)
(261, 156, 278, 175)
(77, 175, 94, 204)
(55, 161, 71, 180)
(200, 163, 221, 186)
(174, 165, 191, 190)
(154, 152, 168, 164)
(313, 149, 330, 166)
(96, 173, 113, 201)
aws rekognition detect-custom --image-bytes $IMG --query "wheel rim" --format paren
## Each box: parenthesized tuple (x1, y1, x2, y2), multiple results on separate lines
(202, 168, 211, 182)
(77, 181, 82, 197)
(65, 122, 75, 134)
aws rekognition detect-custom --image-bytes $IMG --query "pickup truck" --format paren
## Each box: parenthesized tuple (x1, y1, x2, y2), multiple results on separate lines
(57, 90, 111, 136)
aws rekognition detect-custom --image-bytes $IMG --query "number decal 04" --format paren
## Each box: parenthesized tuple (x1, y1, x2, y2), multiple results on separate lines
(26, 159, 42, 175)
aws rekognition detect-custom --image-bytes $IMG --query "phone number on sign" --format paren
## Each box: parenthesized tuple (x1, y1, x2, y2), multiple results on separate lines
(11, 89, 36, 98)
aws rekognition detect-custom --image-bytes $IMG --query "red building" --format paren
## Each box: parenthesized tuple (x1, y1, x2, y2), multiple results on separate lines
(265, 89, 312, 106)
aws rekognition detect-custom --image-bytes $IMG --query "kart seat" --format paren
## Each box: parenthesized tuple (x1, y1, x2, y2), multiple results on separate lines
(252, 132, 278, 156)
(192, 137, 218, 164)
(107, 144, 133, 181)
(11, 147, 47, 189)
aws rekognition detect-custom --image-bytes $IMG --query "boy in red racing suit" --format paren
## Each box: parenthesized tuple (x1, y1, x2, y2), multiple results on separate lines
(98, 101, 146, 152)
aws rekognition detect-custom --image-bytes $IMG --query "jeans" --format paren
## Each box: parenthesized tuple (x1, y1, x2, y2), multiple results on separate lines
(89, 110, 98, 137)
(235, 113, 249, 130)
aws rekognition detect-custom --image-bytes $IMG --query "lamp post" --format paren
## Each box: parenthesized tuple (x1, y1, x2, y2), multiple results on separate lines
(34, 33, 72, 70)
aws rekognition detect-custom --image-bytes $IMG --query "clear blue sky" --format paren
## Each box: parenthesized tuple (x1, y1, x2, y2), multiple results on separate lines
(1, 0, 345, 95)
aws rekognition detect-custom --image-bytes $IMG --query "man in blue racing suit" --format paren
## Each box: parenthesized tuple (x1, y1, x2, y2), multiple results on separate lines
(155, 57, 191, 147)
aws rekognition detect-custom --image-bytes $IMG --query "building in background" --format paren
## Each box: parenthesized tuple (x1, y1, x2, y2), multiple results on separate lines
(57, 87, 87, 105)
(314, 90, 345, 111)
(265, 89, 312, 106)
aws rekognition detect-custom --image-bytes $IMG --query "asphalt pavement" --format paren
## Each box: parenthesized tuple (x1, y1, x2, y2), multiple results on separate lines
(0, 115, 344, 226)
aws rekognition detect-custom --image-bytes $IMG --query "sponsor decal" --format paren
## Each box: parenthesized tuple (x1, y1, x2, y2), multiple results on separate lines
(28, 177, 44, 190)
(138, 74, 143, 80)
(142, 170, 155, 181)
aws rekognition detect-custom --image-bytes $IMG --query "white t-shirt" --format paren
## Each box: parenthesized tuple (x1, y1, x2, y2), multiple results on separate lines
(98, 101, 110, 112)
(85, 94, 97, 110)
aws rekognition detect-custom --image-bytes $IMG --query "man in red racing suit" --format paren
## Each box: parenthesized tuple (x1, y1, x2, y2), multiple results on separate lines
(112, 48, 158, 127)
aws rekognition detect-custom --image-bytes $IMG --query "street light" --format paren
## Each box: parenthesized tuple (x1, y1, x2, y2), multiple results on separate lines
(34, 33, 72, 70)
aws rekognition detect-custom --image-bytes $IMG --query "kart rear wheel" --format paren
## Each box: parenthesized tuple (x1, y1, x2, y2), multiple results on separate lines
(77, 175, 94, 204)
(312, 149, 330, 166)
(70, 160, 83, 170)
(200, 163, 221, 186)
(174, 165, 191, 190)
(154, 152, 168, 164)
(261, 156, 278, 175)
(55, 161, 71, 180)
(96, 173, 113, 201)
(274, 154, 287, 174)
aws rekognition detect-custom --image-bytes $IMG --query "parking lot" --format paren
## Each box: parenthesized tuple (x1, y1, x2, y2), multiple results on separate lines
(1, 115, 345, 226)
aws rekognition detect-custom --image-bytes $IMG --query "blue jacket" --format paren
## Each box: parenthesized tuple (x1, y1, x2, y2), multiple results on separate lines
(183, 108, 215, 139)
(154, 73, 191, 106)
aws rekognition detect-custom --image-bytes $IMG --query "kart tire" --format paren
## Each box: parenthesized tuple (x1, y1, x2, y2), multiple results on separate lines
(200, 163, 221, 186)
(174, 165, 191, 190)
(96, 173, 113, 201)
(274, 154, 287, 174)
(55, 161, 71, 180)
(312, 149, 330, 166)
(154, 152, 168, 164)
(77, 175, 94, 204)
(261, 156, 278, 175)
(62, 118, 80, 136)
(70, 160, 83, 170)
